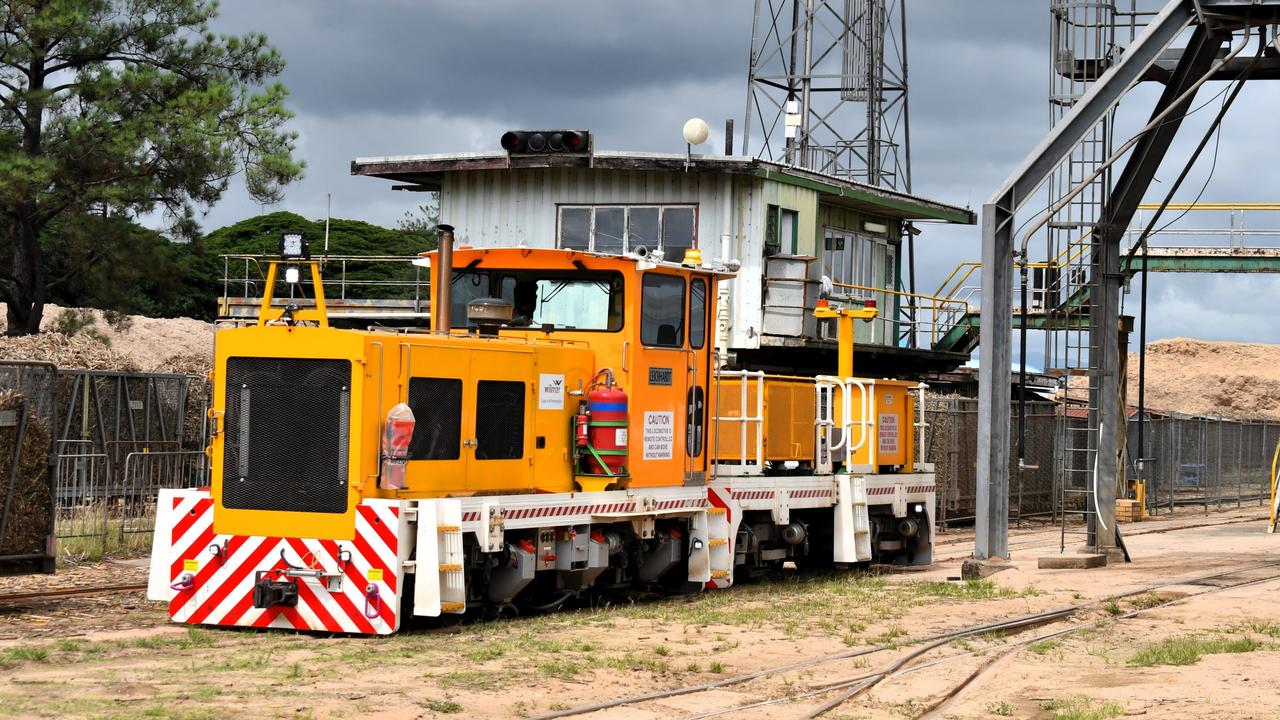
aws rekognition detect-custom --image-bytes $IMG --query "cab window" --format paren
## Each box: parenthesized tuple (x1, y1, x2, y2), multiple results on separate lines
(450, 269, 624, 332)
(641, 273, 685, 348)
(689, 278, 707, 350)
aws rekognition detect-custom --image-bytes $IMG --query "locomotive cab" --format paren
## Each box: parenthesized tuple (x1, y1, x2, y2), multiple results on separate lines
(209, 246, 732, 541)
(424, 246, 730, 492)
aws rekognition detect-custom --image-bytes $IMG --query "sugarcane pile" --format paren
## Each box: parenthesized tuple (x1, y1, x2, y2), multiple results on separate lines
(0, 390, 53, 558)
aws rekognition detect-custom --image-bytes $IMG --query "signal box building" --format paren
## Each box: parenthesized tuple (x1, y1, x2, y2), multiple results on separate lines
(353, 141, 975, 376)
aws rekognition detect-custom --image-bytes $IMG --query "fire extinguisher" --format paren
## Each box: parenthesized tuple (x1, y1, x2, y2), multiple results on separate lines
(575, 404, 590, 447)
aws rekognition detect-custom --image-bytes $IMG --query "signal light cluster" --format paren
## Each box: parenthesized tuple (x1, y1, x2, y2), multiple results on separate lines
(500, 130, 591, 155)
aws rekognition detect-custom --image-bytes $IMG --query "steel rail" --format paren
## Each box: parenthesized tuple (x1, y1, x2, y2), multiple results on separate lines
(0, 582, 148, 606)
(702, 562, 1280, 720)
(914, 565, 1280, 719)
(530, 558, 1280, 720)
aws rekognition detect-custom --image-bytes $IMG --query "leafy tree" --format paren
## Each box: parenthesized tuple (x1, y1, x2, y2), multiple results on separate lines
(396, 194, 440, 251)
(0, 0, 303, 335)
(41, 211, 198, 318)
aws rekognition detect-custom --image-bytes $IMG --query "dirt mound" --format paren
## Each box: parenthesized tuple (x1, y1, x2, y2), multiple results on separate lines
(1127, 338, 1280, 420)
(0, 304, 213, 374)
(0, 332, 140, 372)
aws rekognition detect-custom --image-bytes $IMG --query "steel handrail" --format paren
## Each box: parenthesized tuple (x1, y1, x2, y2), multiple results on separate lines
(711, 370, 766, 470)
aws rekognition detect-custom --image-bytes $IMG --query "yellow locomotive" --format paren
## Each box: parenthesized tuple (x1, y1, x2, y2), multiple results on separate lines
(147, 228, 934, 634)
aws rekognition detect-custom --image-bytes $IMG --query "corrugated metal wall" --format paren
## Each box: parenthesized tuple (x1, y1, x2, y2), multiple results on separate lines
(441, 168, 769, 350)
(438, 167, 901, 352)
(442, 168, 746, 252)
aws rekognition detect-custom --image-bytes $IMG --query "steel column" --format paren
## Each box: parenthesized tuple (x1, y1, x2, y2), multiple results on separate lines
(975, 202, 1012, 560)
(1090, 24, 1228, 550)
(975, 0, 1194, 560)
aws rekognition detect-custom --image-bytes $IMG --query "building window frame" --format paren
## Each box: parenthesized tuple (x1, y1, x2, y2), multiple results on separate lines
(557, 204, 698, 256)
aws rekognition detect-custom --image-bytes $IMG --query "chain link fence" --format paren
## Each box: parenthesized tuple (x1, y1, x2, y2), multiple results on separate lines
(1131, 414, 1280, 513)
(928, 394, 1280, 525)
(927, 396, 1060, 525)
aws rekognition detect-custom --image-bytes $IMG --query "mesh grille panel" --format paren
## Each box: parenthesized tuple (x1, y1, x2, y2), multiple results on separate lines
(408, 378, 462, 460)
(476, 381, 524, 460)
(223, 358, 351, 514)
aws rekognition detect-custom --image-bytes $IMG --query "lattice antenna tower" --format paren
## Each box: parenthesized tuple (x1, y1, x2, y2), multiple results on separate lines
(743, 0, 911, 190)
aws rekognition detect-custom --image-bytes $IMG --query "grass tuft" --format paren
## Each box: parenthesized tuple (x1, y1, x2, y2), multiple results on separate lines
(1039, 696, 1124, 720)
(985, 700, 1015, 716)
(1128, 634, 1262, 667)
(0, 646, 49, 667)
(420, 699, 463, 714)
(1028, 638, 1063, 655)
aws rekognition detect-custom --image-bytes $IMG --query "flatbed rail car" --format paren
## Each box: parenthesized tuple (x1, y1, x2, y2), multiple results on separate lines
(147, 231, 934, 634)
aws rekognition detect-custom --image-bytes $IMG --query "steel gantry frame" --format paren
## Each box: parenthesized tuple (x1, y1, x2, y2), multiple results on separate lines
(975, 0, 1280, 561)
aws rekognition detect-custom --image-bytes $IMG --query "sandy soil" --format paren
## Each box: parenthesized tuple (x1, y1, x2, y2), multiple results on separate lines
(2, 507, 1279, 719)
(1066, 337, 1280, 420)
(1125, 338, 1280, 420)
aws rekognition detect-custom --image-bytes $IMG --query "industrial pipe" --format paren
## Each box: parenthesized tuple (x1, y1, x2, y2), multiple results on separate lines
(435, 224, 455, 335)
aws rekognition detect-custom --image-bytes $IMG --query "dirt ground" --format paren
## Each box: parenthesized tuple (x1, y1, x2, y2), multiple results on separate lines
(2, 507, 1280, 720)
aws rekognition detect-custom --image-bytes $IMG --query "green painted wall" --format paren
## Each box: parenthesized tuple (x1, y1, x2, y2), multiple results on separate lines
(762, 182, 819, 255)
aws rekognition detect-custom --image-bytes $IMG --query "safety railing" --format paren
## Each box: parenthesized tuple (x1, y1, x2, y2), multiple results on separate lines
(51, 441, 206, 560)
(219, 254, 429, 322)
(935, 203, 1280, 303)
(117, 450, 207, 540)
(711, 370, 766, 477)
(828, 280, 971, 348)
(53, 441, 112, 552)
(815, 375, 874, 472)
(1125, 203, 1280, 250)
(913, 383, 929, 473)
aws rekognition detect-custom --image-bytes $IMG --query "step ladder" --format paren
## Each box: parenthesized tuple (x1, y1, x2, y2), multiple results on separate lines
(413, 499, 467, 616)
(706, 507, 733, 586)
(834, 476, 873, 563)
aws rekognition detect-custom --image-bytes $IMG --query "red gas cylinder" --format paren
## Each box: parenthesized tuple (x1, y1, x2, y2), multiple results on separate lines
(586, 386, 628, 476)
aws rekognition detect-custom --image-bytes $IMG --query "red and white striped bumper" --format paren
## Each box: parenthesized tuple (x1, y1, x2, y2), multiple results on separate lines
(148, 489, 406, 635)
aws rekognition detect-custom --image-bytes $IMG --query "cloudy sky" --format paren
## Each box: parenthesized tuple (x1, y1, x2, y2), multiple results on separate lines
(205, 1, 1280, 355)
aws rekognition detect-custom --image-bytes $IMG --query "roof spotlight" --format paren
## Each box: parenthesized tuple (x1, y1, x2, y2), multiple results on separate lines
(280, 232, 309, 259)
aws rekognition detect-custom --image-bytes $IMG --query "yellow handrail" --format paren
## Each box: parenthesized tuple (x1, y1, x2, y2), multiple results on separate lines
(1139, 202, 1280, 211)
(934, 229, 1094, 302)
(830, 280, 970, 344)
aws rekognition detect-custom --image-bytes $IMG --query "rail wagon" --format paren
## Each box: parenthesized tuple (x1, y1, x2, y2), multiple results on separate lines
(147, 228, 935, 634)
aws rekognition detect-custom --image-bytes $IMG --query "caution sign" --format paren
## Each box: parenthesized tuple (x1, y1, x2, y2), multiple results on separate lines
(643, 411, 674, 460)
(878, 413, 899, 455)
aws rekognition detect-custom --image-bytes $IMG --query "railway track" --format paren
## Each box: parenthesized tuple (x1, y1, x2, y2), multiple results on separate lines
(0, 583, 148, 606)
(532, 559, 1280, 720)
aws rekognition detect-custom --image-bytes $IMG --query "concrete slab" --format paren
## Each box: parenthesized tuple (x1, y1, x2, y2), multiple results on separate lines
(961, 556, 1016, 579)
(1038, 553, 1107, 569)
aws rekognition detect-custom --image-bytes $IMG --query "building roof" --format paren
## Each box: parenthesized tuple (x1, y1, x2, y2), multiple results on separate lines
(351, 150, 976, 225)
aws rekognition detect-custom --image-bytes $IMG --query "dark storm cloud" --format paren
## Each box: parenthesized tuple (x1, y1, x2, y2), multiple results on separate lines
(214, 1, 752, 120)
(199, 1, 1280, 346)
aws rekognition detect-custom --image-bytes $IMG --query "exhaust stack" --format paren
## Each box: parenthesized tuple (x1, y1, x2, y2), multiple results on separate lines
(434, 224, 455, 334)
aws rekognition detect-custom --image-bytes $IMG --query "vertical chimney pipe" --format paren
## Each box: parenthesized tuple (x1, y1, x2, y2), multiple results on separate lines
(434, 224, 455, 334)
